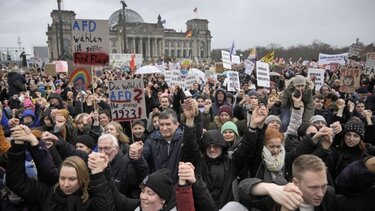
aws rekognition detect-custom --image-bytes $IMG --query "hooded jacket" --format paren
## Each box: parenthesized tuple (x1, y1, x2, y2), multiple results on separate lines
(212, 88, 229, 117)
(182, 126, 259, 209)
(7, 71, 26, 96)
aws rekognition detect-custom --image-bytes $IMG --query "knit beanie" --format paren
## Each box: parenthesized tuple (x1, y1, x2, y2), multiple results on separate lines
(247, 90, 258, 98)
(344, 120, 365, 140)
(142, 169, 173, 201)
(23, 98, 34, 108)
(293, 75, 306, 87)
(309, 115, 326, 124)
(221, 121, 239, 136)
(75, 135, 95, 149)
(219, 105, 233, 118)
(265, 115, 282, 125)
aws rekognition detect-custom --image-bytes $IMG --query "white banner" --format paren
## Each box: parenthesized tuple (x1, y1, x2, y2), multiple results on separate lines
(110, 54, 143, 67)
(308, 68, 325, 91)
(365, 52, 375, 75)
(256, 61, 270, 88)
(318, 53, 348, 65)
(221, 50, 232, 69)
(244, 59, 255, 76)
(226, 71, 240, 92)
(163, 70, 198, 90)
(72, 19, 110, 66)
(107, 79, 146, 122)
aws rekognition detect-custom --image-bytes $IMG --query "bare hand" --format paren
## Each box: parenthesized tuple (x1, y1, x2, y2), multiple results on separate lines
(88, 152, 109, 174)
(269, 183, 303, 210)
(250, 105, 269, 128)
(9, 118, 20, 128)
(129, 141, 144, 160)
(178, 162, 196, 185)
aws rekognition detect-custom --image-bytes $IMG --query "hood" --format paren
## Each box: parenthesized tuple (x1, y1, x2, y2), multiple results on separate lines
(214, 88, 227, 103)
(47, 93, 63, 104)
(21, 109, 36, 120)
(286, 76, 314, 91)
(202, 129, 226, 148)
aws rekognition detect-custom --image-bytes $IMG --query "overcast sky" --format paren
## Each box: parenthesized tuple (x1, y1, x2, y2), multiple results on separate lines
(0, 0, 374, 56)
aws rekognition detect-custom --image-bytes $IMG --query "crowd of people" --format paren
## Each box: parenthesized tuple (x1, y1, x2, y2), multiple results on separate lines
(0, 60, 374, 211)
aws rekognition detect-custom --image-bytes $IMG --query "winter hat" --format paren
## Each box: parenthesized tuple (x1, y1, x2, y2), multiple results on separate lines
(221, 121, 239, 136)
(142, 169, 173, 201)
(247, 90, 258, 98)
(354, 100, 365, 106)
(23, 98, 34, 108)
(344, 120, 365, 140)
(75, 135, 95, 150)
(356, 87, 369, 94)
(293, 75, 306, 87)
(309, 115, 326, 125)
(47, 93, 62, 102)
(219, 105, 233, 118)
(265, 115, 282, 125)
(202, 129, 226, 148)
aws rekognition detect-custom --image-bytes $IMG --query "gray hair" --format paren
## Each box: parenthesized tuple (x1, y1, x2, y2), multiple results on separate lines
(98, 133, 118, 147)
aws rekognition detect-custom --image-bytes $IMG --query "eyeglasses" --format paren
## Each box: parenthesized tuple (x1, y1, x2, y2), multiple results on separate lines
(98, 146, 116, 152)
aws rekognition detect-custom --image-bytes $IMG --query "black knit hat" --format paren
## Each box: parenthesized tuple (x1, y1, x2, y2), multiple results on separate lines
(142, 169, 173, 201)
(75, 135, 95, 149)
(202, 129, 226, 148)
(344, 120, 365, 140)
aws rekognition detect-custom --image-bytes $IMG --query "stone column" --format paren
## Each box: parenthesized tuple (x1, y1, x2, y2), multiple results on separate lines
(133, 37, 136, 54)
(147, 37, 151, 59)
(139, 37, 143, 55)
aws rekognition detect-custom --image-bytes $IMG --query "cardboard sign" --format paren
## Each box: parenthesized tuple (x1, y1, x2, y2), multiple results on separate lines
(226, 71, 240, 92)
(308, 68, 325, 91)
(68, 66, 92, 89)
(256, 61, 270, 88)
(72, 19, 110, 66)
(107, 78, 146, 122)
(244, 59, 255, 76)
(44, 63, 57, 76)
(339, 67, 361, 93)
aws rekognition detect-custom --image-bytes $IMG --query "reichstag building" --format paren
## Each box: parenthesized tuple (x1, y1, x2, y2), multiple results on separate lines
(46, 8, 212, 62)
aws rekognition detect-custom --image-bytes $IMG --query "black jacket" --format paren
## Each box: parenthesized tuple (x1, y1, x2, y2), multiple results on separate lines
(6, 143, 114, 211)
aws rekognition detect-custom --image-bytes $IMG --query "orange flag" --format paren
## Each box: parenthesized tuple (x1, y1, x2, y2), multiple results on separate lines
(130, 54, 136, 72)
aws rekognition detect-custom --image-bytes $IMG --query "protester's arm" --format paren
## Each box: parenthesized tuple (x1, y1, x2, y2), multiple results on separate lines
(286, 94, 303, 136)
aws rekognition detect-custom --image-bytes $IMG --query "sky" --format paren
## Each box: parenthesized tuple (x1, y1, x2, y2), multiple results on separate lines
(0, 0, 374, 57)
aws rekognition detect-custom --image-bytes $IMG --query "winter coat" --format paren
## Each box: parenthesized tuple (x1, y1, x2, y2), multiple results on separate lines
(7, 71, 26, 97)
(280, 77, 314, 123)
(6, 143, 114, 211)
(181, 125, 259, 209)
(0, 126, 10, 156)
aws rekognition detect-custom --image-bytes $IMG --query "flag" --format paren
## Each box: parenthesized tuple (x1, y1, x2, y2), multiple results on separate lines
(130, 54, 136, 73)
(229, 41, 236, 61)
(193, 7, 197, 13)
(161, 19, 166, 25)
(247, 48, 257, 60)
(260, 50, 275, 63)
(185, 29, 193, 38)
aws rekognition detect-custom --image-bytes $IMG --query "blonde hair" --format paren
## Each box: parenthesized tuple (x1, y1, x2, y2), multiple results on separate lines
(106, 121, 130, 144)
(292, 154, 326, 180)
(55, 156, 90, 202)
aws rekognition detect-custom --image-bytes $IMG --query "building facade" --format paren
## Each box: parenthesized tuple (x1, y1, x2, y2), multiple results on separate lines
(46, 8, 212, 63)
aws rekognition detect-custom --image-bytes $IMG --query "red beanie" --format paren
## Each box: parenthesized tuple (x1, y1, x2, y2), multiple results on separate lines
(219, 105, 233, 118)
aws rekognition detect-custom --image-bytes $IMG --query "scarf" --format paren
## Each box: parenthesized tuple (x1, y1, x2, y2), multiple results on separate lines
(262, 145, 285, 172)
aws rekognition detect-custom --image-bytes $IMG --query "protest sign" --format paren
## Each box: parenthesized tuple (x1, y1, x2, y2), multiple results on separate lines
(110, 54, 143, 67)
(308, 68, 325, 91)
(44, 63, 57, 76)
(72, 19, 110, 66)
(107, 78, 146, 122)
(318, 53, 348, 65)
(256, 61, 270, 88)
(226, 71, 240, 92)
(221, 50, 232, 69)
(365, 52, 375, 75)
(68, 66, 92, 89)
(244, 59, 255, 76)
(231, 55, 241, 64)
(52, 60, 68, 73)
(339, 66, 361, 93)
(215, 62, 224, 73)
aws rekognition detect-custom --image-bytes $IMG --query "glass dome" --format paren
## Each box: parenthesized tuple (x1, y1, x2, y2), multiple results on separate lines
(109, 9, 144, 28)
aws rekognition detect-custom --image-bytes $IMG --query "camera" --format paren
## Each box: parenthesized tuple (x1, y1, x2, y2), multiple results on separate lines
(293, 90, 301, 98)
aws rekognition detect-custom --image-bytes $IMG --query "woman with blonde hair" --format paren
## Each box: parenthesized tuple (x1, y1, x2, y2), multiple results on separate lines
(105, 121, 130, 154)
(7, 125, 113, 210)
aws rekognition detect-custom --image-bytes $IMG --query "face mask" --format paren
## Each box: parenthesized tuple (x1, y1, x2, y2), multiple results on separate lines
(198, 107, 205, 113)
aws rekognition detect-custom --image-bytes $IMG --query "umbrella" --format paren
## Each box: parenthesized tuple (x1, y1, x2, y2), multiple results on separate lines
(190, 68, 205, 80)
(269, 72, 281, 77)
(135, 65, 161, 74)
